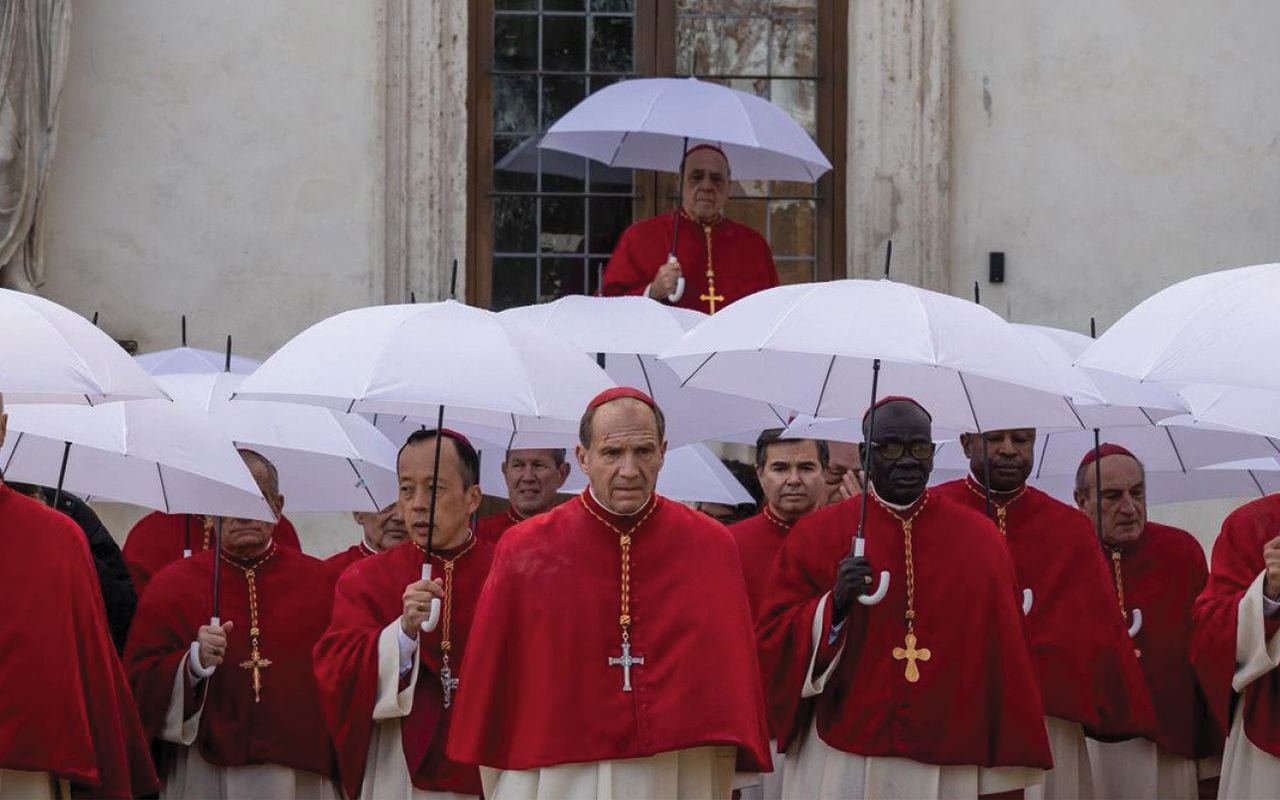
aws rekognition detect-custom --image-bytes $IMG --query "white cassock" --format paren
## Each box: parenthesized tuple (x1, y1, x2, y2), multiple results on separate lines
(355, 621, 478, 800)
(1215, 573, 1280, 799)
(737, 741, 785, 800)
(782, 594, 1045, 800)
(480, 748, 738, 800)
(1087, 736, 1219, 800)
(0, 771, 68, 800)
(157, 647, 341, 800)
(1024, 716, 1092, 800)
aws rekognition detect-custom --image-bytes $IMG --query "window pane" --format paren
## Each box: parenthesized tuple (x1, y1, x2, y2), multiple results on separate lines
(588, 257, 608, 295)
(771, 0, 818, 15)
(772, 78, 816, 138)
(493, 258, 538, 310)
(588, 196, 633, 254)
(542, 74, 587, 127)
(493, 75, 538, 132)
(768, 199, 815, 258)
(590, 16, 634, 73)
(591, 0, 634, 11)
(771, 19, 817, 76)
(496, 0, 536, 9)
(540, 196, 585, 253)
(541, 257, 587, 301)
(494, 196, 538, 253)
(776, 259, 814, 285)
(587, 161, 632, 194)
(725, 197, 766, 237)
(542, 15, 586, 72)
(494, 15, 538, 71)
(544, 0, 585, 10)
(494, 135, 539, 192)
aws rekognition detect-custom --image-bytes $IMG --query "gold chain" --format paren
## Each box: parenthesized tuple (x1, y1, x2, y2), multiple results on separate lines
(681, 209, 724, 313)
(964, 476, 1026, 536)
(220, 543, 278, 702)
(430, 537, 478, 656)
(580, 495, 660, 641)
(1109, 547, 1141, 657)
(872, 491, 934, 682)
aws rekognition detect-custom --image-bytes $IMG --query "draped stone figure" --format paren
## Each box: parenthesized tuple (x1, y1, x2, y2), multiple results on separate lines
(0, 0, 71, 291)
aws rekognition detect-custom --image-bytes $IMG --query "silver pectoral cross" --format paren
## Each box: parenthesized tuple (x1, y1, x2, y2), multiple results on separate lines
(607, 639, 645, 692)
(440, 659, 460, 709)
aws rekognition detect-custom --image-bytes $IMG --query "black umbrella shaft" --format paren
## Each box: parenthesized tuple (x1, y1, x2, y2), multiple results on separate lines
(212, 518, 223, 621)
(52, 441, 71, 510)
(425, 405, 447, 560)
(1093, 428, 1104, 539)
(853, 359, 882, 544)
(669, 137, 690, 258)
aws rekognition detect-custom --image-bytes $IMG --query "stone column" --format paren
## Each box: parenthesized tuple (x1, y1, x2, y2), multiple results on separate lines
(382, 0, 469, 303)
(846, 0, 950, 290)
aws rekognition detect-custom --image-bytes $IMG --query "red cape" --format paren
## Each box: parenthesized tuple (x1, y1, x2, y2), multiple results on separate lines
(730, 509, 791, 621)
(934, 479, 1157, 739)
(757, 491, 1053, 768)
(123, 511, 302, 594)
(324, 541, 376, 579)
(315, 538, 492, 798)
(447, 492, 771, 770)
(1191, 495, 1280, 757)
(1109, 522, 1222, 758)
(475, 508, 522, 545)
(0, 484, 160, 799)
(124, 545, 337, 779)
(601, 212, 779, 313)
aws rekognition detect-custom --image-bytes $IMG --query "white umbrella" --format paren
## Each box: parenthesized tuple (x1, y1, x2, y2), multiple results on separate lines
(159, 373, 399, 512)
(0, 288, 166, 405)
(236, 299, 615, 631)
(0, 400, 273, 520)
(1078, 263, 1280, 392)
(479, 441, 754, 506)
(136, 346, 261, 376)
(540, 77, 832, 181)
(660, 280, 1081, 435)
(500, 296, 790, 446)
(1167, 384, 1280, 441)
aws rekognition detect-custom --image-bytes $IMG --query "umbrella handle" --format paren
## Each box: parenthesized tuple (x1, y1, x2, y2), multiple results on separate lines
(183, 548, 193, 558)
(668, 276, 685, 303)
(1127, 607, 1143, 638)
(209, 616, 221, 626)
(1022, 588, 1034, 615)
(419, 562, 441, 633)
(852, 537, 891, 606)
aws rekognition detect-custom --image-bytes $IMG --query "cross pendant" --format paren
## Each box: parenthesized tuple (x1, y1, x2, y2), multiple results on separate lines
(891, 631, 931, 683)
(699, 290, 725, 314)
(607, 639, 645, 691)
(239, 646, 273, 703)
(440, 660, 460, 709)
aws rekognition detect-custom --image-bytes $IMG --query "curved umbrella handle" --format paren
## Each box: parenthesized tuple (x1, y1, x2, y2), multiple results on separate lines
(1127, 607, 1143, 638)
(669, 276, 686, 303)
(852, 537, 891, 606)
(419, 562, 441, 634)
(1022, 588, 1034, 615)
(183, 548, 193, 558)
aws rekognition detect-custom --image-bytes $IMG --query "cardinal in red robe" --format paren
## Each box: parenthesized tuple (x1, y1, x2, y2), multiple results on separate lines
(934, 429, 1157, 799)
(448, 388, 770, 798)
(1191, 494, 1280, 798)
(324, 501, 408, 579)
(0, 475, 160, 799)
(314, 429, 491, 799)
(124, 509, 301, 594)
(730, 431, 828, 800)
(601, 144, 779, 314)
(123, 450, 340, 799)
(758, 398, 1052, 799)
(1072, 445, 1222, 798)
(474, 447, 569, 544)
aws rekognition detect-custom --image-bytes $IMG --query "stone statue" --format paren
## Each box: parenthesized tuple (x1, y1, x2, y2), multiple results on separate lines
(0, 0, 71, 291)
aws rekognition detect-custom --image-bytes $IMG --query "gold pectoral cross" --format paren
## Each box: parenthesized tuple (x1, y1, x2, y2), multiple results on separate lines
(892, 631, 931, 683)
(699, 289, 725, 314)
(240, 644, 272, 703)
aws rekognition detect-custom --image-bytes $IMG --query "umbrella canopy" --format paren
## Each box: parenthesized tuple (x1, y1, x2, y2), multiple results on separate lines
(479, 441, 753, 506)
(659, 279, 1081, 436)
(1078, 262, 1280, 392)
(540, 77, 832, 181)
(1, 400, 273, 520)
(135, 346, 261, 376)
(160, 373, 399, 512)
(235, 300, 615, 433)
(0, 288, 166, 405)
(500, 296, 790, 445)
(1166, 384, 1280, 441)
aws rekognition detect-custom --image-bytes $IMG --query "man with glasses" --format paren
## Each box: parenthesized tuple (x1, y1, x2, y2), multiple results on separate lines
(934, 430, 1157, 800)
(475, 448, 571, 544)
(757, 397, 1052, 798)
